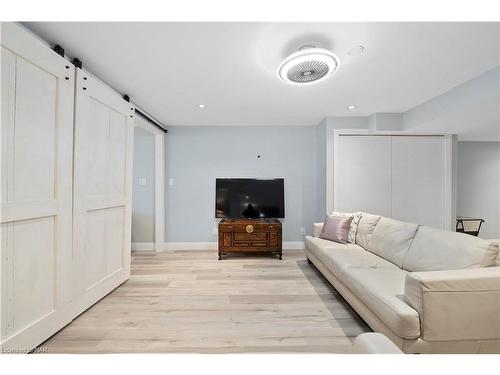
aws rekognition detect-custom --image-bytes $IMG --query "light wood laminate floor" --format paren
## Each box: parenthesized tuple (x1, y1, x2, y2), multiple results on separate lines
(41, 250, 370, 353)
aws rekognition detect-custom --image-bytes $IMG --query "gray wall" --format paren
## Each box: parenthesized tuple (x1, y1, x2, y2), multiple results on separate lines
(403, 66, 500, 141)
(368, 113, 403, 131)
(325, 116, 369, 130)
(165, 126, 317, 242)
(457, 141, 500, 238)
(132, 127, 155, 242)
(315, 120, 327, 221)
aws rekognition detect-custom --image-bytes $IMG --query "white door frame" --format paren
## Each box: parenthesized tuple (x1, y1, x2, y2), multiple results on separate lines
(133, 113, 166, 251)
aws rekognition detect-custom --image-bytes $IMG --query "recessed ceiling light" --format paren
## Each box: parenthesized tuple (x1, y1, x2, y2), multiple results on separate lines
(348, 45, 365, 56)
(278, 46, 340, 85)
(198, 104, 206, 109)
(347, 105, 357, 110)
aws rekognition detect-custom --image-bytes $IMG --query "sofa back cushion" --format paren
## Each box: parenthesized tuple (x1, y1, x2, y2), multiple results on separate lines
(355, 213, 381, 249)
(402, 226, 500, 272)
(365, 217, 419, 267)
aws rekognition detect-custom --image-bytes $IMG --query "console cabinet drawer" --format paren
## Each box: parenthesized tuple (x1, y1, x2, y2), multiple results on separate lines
(229, 224, 278, 232)
(233, 242, 250, 247)
(251, 242, 268, 247)
(234, 232, 267, 241)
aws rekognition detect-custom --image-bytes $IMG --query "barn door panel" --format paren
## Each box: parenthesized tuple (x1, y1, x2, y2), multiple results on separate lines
(1, 23, 75, 350)
(72, 68, 134, 311)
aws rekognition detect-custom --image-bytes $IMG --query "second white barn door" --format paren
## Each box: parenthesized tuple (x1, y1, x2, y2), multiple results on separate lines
(72, 68, 135, 310)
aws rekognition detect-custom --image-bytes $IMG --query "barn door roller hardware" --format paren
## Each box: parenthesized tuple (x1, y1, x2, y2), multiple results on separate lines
(122, 95, 167, 133)
(53, 44, 64, 57)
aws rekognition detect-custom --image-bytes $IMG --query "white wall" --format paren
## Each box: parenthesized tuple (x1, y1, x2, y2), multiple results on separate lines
(403, 66, 500, 141)
(165, 126, 317, 242)
(457, 141, 500, 238)
(132, 127, 155, 242)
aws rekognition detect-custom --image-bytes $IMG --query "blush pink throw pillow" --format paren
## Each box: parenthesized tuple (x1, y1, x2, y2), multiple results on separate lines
(320, 215, 353, 244)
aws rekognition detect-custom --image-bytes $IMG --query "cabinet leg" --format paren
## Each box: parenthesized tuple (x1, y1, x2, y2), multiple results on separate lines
(279, 252, 282, 260)
(218, 253, 222, 260)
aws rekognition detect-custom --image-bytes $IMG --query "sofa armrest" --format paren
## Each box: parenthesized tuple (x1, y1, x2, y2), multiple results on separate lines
(404, 267, 500, 341)
(312, 222, 324, 238)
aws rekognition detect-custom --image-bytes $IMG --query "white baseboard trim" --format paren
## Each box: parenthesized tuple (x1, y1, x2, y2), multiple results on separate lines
(157, 241, 304, 251)
(131, 242, 155, 251)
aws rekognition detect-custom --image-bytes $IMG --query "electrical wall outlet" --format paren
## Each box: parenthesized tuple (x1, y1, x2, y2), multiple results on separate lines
(138, 177, 147, 186)
(300, 227, 305, 235)
(168, 178, 174, 186)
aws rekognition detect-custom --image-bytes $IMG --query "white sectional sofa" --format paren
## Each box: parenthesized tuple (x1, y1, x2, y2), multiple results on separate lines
(304, 213, 500, 353)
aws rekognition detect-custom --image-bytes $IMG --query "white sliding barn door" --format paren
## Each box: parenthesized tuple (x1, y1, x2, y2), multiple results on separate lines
(1, 23, 75, 350)
(334, 135, 392, 217)
(72, 69, 134, 311)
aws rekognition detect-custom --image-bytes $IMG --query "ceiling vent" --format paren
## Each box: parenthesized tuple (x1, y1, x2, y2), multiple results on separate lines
(278, 45, 340, 85)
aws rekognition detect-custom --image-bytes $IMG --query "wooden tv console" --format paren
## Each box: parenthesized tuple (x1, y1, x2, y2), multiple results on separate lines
(218, 219, 282, 260)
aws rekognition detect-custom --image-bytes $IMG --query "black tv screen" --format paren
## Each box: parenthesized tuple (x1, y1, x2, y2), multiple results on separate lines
(215, 178, 285, 219)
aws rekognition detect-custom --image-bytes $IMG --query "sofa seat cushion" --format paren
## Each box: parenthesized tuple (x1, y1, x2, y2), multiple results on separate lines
(319, 244, 399, 281)
(366, 217, 419, 267)
(304, 236, 340, 259)
(402, 226, 500, 272)
(343, 268, 421, 339)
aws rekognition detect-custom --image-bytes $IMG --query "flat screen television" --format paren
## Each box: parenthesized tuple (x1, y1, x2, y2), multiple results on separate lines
(215, 178, 285, 219)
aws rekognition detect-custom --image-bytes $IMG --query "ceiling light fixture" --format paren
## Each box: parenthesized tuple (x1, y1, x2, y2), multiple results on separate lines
(198, 104, 206, 109)
(347, 105, 356, 110)
(278, 45, 340, 85)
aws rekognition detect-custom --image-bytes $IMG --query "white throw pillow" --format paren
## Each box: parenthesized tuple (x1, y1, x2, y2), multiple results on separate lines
(329, 211, 362, 244)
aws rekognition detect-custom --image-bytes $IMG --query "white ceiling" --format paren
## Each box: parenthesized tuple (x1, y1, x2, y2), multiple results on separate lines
(24, 22, 500, 126)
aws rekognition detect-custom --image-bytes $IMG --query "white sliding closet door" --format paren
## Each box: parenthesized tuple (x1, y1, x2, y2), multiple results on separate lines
(1, 23, 75, 350)
(391, 136, 445, 229)
(72, 69, 135, 310)
(334, 135, 392, 216)
(333, 131, 455, 230)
